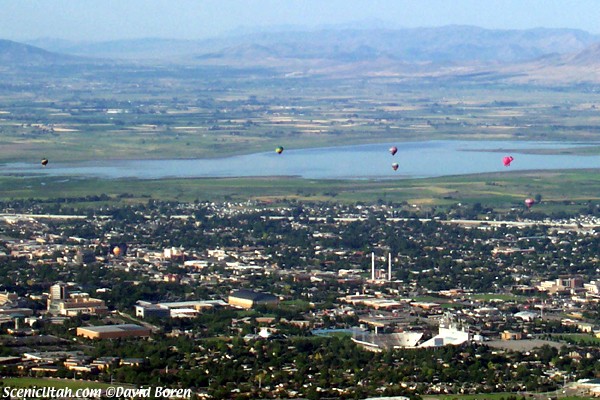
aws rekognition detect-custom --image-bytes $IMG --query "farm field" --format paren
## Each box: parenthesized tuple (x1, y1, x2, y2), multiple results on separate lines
(0, 170, 597, 212)
(1, 64, 600, 165)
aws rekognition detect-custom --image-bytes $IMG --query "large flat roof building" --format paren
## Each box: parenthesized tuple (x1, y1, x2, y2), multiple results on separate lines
(48, 293, 108, 316)
(76, 324, 150, 340)
(134, 300, 228, 318)
(228, 289, 278, 309)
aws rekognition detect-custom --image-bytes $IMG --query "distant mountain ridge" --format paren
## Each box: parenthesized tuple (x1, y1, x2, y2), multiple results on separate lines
(0, 39, 68, 65)
(26, 25, 600, 64)
(8, 25, 600, 84)
(0, 39, 96, 66)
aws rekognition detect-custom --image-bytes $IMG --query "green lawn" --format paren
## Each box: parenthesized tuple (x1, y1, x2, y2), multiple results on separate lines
(0, 169, 598, 207)
(0, 377, 114, 389)
(467, 294, 525, 302)
(425, 394, 587, 400)
(550, 333, 600, 346)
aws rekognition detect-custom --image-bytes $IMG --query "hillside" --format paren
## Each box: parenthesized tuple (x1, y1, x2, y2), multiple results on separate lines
(0, 39, 75, 65)
(500, 42, 600, 84)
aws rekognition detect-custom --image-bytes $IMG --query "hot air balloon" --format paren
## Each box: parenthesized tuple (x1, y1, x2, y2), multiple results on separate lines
(41, 158, 49, 167)
(275, 146, 284, 154)
(392, 163, 399, 171)
(503, 156, 514, 167)
(524, 198, 535, 209)
(389, 146, 398, 156)
(112, 246, 121, 257)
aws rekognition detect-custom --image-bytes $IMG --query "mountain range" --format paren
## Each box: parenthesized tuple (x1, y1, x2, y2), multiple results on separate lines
(3, 25, 600, 84)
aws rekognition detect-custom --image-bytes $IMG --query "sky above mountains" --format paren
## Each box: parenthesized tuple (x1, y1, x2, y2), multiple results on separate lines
(2, 0, 600, 42)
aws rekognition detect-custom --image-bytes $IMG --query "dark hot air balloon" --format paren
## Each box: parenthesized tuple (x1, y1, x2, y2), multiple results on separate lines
(389, 146, 398, 156)
(275, 146, 284, 154)
(503, 156, 514, 167)
(392, 163, 399, 171)
(41, 158, 49, 167)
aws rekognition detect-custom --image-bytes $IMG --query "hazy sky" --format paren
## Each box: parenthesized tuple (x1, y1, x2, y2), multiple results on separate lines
(2, 0, 600, 42)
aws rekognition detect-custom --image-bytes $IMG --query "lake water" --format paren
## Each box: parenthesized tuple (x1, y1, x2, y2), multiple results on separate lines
(1, 140, 599, 180)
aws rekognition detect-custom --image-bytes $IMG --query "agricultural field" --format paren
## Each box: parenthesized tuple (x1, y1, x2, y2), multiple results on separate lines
(0, 170, 597, 214)
(0, 61, 598, 211)
(1, 63, 600, 165)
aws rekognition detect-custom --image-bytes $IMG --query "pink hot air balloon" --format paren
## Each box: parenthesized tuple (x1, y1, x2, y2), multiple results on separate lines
(503, 156, 514, 167)
(389, 146, 398, 156)
(392, 163, 399, 171)
(525, 198, 535, 209)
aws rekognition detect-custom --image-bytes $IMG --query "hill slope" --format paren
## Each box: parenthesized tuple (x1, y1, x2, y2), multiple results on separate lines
(0, 39, 75, 65)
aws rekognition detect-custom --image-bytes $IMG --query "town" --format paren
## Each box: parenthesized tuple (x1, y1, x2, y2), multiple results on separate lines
(0, 197, 598, 399)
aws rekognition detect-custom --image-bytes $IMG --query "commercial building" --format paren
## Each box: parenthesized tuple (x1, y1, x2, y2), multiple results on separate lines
(49, 283, 69, 301)
(134, 300, 227, 318)
(47, 281, 107, 316)
(76, 324, 151, 340)
(228, 289, 278, 309)
(48, 292, 108, 316)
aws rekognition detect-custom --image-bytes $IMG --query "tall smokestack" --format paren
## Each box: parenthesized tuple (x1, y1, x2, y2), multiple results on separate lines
(371, 252, 375, 280)
(388, 253, 392, 281)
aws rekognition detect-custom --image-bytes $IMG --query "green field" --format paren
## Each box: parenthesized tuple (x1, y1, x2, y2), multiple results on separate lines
(550, 333, 600, 346)
(0, 377, 114, 389)
(424, 395, 587, 400)
(0, 169, 597, 209)
(2, 67, 600, 165)
(467, 294, 526, 302)
(1, 67, 600, 207)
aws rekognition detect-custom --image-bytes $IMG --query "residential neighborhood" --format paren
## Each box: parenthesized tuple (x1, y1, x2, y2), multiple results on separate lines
(0, 198, 598, 398)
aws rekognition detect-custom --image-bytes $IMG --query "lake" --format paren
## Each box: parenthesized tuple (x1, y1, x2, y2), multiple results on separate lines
(1, 140, 599, 180)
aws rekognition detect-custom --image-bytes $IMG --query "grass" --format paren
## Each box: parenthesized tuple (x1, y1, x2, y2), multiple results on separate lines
(549, 333, 600, 346)
(411, 296, 448, 303)
(424, 395, 516, 400)
(0, 169, 598, 208)
(0, 377, 114, 389)
(280, 299, 313, 310)
(467, 294, 525, 302)
(424, 395, 587, 400)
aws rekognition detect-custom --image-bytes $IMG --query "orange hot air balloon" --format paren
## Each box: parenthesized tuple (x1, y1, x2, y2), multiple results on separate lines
(524, 198, 535, 209)
(41, 158, 49, 167)
(389, 146, 398, 156)
(502, 156, 514, 167)
(391, 162, 399, 171)
(112, 246, 121, 256)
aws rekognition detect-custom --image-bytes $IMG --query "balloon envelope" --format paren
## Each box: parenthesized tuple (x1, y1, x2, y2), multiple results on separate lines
(502, 156, 514, 167)
(525, 198, 535, 208)
(112, 246, 121, 256)
(391, 163, 399, 171)
(389, 146, 398, 156)
(275, 146, 284, 154)
(41, 158, 49, 166)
